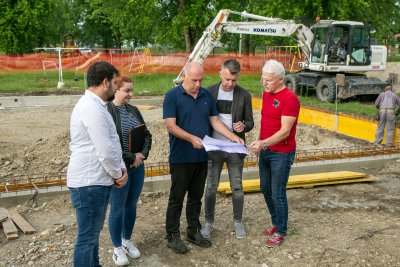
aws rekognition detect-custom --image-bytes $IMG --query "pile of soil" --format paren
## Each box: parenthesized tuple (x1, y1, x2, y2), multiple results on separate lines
(0, 107, 369, 178)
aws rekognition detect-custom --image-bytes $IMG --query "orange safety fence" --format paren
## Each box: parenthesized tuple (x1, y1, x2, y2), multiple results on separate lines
(0, 47, 302, 75)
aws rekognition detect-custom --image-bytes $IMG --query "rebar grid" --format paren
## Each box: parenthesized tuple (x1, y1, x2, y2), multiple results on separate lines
(1, 145, 398, 195)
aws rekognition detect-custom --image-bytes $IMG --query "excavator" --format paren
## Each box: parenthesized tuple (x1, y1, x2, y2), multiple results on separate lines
(174, 9, 392, 102)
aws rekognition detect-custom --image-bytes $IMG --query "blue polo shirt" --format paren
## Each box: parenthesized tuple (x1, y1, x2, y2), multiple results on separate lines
(163, 84, 218, 163)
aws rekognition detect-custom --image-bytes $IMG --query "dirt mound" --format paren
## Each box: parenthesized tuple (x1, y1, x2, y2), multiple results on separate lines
(0, 108, 370, 178)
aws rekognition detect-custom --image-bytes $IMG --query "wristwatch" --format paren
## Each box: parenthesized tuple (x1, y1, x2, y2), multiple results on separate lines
(262, 139, 268, 149)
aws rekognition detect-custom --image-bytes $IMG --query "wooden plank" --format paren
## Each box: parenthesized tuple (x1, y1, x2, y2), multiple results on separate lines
(2, 217, 18, 236)
(0, 207, 8, 223)
(7, 209, 36, 234)
(6, 232, 19, 240)
(219, 175, 379, 195)
(218, 171, 368, 193)
(289, 171, 367, 184)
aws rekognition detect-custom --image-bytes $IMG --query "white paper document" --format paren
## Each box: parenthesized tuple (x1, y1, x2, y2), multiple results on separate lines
(202, 135, 249, 155)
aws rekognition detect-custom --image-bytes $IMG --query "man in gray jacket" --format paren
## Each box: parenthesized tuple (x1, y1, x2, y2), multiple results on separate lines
(201, 59, 254, 239)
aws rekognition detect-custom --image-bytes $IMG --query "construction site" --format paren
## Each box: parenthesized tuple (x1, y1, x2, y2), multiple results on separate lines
(0, 92, 399, 266)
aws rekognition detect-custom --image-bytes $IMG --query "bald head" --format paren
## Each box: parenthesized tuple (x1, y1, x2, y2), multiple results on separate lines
(183, 62, 204, 76)
(182, 62, 204, 97)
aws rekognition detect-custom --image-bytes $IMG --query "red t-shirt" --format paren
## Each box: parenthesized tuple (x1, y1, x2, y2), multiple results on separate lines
(260, 87, 300, 153)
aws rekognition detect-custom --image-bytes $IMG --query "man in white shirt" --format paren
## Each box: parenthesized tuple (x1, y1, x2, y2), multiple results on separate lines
(67, 61, 128, 267)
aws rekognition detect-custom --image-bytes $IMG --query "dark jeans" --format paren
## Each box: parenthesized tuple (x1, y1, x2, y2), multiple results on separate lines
(69, 185, 111, 267)
(204, 151, 245, 223)
(108, 164, 145, 247)
(166, 162, 208, 236)
(259, 149, 295, 236)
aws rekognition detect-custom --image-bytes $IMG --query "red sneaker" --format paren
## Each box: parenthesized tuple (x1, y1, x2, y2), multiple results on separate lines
(265, 233, 285, 247)
(262, 225, 276, 236)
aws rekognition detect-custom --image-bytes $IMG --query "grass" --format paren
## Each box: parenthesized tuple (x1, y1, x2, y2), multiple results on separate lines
(298, 95, 378, 117)
(0, 71, 263, 95)
(0, 70, 384, 118)
(388, 55, 400, 62)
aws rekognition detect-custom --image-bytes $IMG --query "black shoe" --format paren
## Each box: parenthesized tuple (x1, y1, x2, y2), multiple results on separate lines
(167, 233, 188, 254)
(186, 231, 212, 248)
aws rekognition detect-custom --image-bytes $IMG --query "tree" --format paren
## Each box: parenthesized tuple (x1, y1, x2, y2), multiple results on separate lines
(151, 0, 217, 52)
(0, 0, 56, 53)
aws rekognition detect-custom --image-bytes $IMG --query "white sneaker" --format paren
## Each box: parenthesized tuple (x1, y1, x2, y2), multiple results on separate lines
(122, 239, 141, 258)
(112, 247, 129, 266)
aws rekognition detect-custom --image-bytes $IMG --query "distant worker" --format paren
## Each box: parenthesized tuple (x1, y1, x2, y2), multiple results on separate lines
(107, 76, 152, 265)
(374, 86, 400, 148)
(67, 61, 128, 267)
(248, 59, 300, 247)
(163, 62, 244, 254)
(201, 59, 254, 239)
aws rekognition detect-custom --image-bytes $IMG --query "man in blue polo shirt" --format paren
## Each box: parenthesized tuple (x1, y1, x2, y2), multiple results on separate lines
(163, 62, 243, 254)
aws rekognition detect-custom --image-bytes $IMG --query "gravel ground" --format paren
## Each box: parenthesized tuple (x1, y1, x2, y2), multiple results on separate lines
(0, 104, 399, 266)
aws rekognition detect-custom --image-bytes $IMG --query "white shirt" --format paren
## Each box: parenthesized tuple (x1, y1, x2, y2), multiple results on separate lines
(67, 90, 125, 188)
(212, 87, 233, 141)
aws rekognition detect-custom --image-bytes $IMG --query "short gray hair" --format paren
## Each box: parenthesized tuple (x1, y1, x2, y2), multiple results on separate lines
(262, 59, 285, 79)
(221, 59, 241, 74)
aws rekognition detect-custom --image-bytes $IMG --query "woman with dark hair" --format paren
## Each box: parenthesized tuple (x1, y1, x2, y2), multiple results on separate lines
(107, 76, 152, 265)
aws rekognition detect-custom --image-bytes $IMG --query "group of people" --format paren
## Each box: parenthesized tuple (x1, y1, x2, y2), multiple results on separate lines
(66, 58, 300, 266)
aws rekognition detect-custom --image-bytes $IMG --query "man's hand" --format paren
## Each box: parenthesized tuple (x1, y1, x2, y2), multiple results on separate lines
(130, 153, 145, 168)
(190, 135, 204, 149)
(114, 168, 128, 188)
(248, 140, 264, 156)
(230, 135, 244, 145)
(232, 121, 245, 133)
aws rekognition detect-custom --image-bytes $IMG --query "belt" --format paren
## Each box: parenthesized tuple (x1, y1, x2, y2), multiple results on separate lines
(380, 108, 394, 110)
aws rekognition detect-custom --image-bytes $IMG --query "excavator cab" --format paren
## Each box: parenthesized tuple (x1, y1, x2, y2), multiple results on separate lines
(310, 22, 372, 66)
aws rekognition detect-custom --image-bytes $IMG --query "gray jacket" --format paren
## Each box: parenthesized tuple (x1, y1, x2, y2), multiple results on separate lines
(207, 83, 254, 141)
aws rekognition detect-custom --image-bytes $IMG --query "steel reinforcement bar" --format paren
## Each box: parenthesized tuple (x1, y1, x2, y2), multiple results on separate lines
(1, 145, 399, 195)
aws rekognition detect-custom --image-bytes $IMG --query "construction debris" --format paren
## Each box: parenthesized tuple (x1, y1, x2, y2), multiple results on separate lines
(0, 207, 36, 240)
(218, 171, 380, 194)
(0, 207, 7, 223)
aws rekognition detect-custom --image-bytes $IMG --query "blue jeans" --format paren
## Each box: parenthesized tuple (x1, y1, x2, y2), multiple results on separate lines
(204, 151, 245, 223)
(259, 149, 295, 236)
(69, 185, 111, 267)
(108, 164, 145, 247)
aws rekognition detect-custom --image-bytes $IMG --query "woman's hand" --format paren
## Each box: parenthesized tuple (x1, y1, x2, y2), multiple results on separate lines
(130, 153, 145, 168)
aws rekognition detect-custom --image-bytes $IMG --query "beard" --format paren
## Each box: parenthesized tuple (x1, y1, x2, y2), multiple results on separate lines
(106, 82, 116, 102)
(106, 94, 115, 102)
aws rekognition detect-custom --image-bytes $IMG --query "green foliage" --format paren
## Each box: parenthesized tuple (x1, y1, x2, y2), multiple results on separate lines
(0, 0, 55, 53)
(0, 0, 399, 54)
